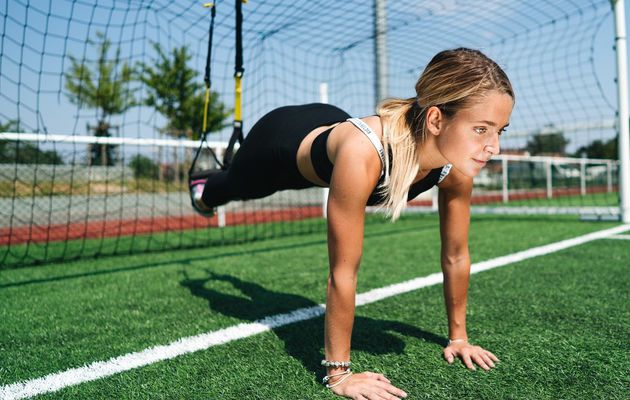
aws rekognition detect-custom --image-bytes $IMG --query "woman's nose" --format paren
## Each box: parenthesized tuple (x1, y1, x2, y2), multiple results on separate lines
(485, 134, 501, 155)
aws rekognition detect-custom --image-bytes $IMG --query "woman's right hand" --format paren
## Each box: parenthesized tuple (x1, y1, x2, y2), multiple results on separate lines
(329, 371, 408, 399)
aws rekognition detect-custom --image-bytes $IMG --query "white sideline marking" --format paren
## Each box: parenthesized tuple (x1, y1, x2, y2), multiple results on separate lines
(2, 224, 629, 400)
(606, 234, 630, 240)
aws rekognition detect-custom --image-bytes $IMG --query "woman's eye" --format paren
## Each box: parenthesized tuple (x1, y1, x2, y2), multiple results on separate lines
(474, 127, 487, 135)
(499, 128, 507, 136)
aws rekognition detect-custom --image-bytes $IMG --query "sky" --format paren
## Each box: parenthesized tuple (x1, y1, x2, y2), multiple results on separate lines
(0, 0, 626, 161)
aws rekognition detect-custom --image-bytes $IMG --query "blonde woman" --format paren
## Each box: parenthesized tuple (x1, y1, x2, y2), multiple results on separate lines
(190, 48, 513, 399)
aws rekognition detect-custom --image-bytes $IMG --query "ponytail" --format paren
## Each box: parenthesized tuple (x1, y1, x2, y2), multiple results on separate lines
(376, 97, 424, 221)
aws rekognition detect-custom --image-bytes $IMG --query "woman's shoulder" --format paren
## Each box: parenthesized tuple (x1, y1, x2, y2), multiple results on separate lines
(355, 115, 383, 139)
(327, 116, 384, 179)
(330, 116, 384, 157)
(329, 115, 384, 147)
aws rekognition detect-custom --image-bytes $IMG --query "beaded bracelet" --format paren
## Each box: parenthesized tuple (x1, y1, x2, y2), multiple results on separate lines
(321, 359, 352, 368)
(323, 369, 353, 389)
(322, 369, 352, 384)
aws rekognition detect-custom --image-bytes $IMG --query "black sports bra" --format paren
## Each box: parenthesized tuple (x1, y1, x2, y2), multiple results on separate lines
(310, 118, 452, 206)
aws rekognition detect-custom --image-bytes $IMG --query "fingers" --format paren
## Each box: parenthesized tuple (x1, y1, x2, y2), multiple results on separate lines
(472, 353, 491, 371)
(471, 348, 500, 371)
(371, 379, 408, 399)
(336, 372, 407, 399)
(482, 353, 496, 369)
(443, 348, 455, 364)
(462, 353, 476, 371)
(372, 388, 404, 400)
(486, 350, 500, 363)
(445, 342, 501, 372)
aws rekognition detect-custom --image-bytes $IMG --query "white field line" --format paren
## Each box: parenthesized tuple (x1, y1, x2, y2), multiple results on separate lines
(606, 234, 630, 240)
(2, 224, 629, 400)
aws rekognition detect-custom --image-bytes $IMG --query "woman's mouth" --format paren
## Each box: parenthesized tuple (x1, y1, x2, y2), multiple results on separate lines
(473, 159, 487, 167)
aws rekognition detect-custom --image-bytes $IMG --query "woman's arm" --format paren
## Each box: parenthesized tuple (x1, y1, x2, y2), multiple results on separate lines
(438, 168, 472, 342)
(324, 155, 370, 371)
(323, 120, 408, 399)
(437, 168, 499, 371)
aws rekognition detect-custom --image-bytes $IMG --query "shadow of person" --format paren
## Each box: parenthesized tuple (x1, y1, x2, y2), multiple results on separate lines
(180, 269, 445, 378)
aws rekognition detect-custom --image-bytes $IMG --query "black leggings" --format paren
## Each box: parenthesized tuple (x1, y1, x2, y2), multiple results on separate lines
(201, 103, 350, 208)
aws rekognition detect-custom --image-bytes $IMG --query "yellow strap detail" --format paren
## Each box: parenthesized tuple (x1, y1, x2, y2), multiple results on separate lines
(234, 76, 242, 122)
(203, 87, 210, 134)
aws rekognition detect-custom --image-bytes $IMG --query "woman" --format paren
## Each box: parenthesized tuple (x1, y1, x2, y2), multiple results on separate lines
(190, 48, 513, 399)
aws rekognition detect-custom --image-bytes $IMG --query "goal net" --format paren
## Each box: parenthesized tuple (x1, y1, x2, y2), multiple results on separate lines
(0, 0, 623, 267)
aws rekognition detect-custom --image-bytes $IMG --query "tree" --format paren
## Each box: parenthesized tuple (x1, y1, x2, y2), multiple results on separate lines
(0, 120, 63, 165)
(573, 135, 618, 160)
(129, 154, 159, 179)
(525, 125, 569, 156)
(140, 43, 230, 139)
(65, 32, 136, 166)
(0, 120, 16, 132)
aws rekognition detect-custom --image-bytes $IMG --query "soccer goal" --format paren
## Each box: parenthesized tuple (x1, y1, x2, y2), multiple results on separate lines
(0, 0, 628, 267)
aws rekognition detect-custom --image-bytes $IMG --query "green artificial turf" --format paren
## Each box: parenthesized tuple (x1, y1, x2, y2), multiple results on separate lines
(0, 214, 627, 399)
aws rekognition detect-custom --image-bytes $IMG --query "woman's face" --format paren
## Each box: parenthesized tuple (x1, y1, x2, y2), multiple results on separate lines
(436, 91, 513, 177)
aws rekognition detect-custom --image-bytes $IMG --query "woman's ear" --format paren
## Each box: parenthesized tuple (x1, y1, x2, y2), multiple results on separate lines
(425, 106, 442, 136)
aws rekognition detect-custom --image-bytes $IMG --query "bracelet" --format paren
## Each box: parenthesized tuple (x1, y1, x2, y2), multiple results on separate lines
(321, 359, 352, 368)
(325, 371, 353, 389)
(448, 338, 468, 345)
(322, 369, 352, 384)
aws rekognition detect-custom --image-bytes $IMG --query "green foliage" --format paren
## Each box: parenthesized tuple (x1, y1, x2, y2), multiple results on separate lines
(0, 120, 64, 165)
(573, 135, 618, 159)
(0, 119, 17, 132)
(65, 32, 136, 166)
(64, 32, 137, 120)
(0, 142, 64, 165)
(525, 125, 569, 155)
(140, 43, 230, 138)
(129, 154, 159, 179)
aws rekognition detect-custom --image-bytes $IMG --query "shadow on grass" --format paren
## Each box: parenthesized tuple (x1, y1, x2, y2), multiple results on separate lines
(0, 222, 437, 289)
(180, 269, 444, 379)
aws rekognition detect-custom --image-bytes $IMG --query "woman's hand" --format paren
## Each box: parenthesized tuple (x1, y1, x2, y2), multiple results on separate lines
(443, 340, 499, 371)
(329, 371, 408, 399)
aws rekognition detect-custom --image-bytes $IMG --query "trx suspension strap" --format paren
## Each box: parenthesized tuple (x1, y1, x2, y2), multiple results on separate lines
(222, 0, 246, 169)
(190, 2, 222, 174)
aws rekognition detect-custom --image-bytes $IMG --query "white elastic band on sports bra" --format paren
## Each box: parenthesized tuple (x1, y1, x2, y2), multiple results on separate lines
(347, 117, 451, 185)
(438, 164, 452, 183)
(346, 118, 386, 174)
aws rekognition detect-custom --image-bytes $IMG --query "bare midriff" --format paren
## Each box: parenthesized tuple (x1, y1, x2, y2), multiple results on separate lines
(295, 122, 341, 187)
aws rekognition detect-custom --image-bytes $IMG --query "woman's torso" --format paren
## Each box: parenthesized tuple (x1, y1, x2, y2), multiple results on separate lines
(296, 115, 448, 206)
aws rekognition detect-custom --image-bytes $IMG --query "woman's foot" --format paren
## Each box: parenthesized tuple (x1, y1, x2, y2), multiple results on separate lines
(189, 173, 216, 217)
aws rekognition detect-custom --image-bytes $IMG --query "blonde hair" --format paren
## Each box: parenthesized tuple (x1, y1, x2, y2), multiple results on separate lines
(377, 48, 514, 220)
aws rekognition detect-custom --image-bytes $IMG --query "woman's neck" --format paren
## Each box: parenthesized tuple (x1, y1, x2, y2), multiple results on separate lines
(417, 134, 448, 172)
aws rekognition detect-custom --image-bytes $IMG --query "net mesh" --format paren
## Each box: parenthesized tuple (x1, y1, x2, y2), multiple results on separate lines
(0, 0, 621, 267)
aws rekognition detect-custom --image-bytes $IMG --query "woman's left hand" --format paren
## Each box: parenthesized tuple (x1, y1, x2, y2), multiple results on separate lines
(443, 341, 499, 371)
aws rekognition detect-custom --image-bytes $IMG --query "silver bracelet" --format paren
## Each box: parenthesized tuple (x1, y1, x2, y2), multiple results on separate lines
(321, 359, 352, 368)
(325, 371, 353, 389)
(448, 338, 468, 345)
(322, 369, 352, 384)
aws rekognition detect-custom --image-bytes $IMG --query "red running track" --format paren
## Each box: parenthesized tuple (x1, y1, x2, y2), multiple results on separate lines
(1, 185, 616, 246)
(0, 206, 322, 246)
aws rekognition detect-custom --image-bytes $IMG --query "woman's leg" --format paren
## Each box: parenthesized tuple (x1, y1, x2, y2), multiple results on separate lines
(190, 169, 234, 209)
(189, 103, 350, 215)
